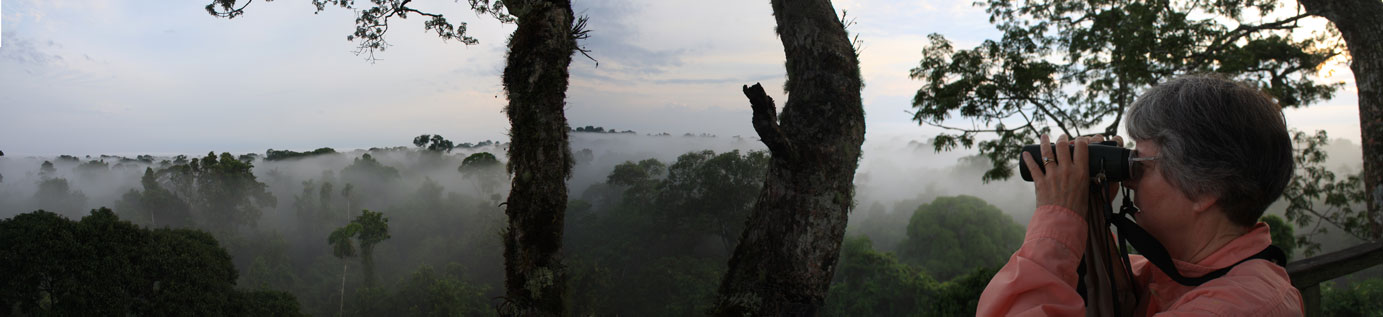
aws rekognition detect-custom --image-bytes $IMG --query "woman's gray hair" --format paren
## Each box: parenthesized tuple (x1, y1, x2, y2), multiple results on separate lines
(1125, 74, 1294, 227)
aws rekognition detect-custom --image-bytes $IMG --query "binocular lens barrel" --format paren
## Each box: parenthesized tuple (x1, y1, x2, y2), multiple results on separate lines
(1018, 141, 1131, 182)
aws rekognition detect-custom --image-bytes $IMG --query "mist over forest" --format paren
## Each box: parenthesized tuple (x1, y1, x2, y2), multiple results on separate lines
(0, 130, 1372, 315)
(0, 132, 1049, 223)
(0, 131, 1028, 315)
(9, 0, 1383, 313)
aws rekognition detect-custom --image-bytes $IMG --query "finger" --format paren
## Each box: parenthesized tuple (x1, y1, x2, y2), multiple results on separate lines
(1039, 134, 1055, 168)
(1110, 135, 1127, 196)
(1055, 134, 1072, 172)
(1023, 151, 1045, 180)
(1091, 134, 1106, 143)
(1073, 135, 1090, 177)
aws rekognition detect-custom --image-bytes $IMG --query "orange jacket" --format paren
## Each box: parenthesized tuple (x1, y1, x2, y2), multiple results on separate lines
(977, 205, 1303, 316)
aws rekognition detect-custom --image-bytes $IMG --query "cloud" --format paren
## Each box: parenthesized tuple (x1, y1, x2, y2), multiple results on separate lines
(0, 31, 64, 66)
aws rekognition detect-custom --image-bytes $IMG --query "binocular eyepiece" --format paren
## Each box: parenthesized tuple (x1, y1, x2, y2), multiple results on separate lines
(1018, 141, 1132, 182)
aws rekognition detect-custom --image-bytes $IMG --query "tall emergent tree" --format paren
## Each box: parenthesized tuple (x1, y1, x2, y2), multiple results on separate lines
(164, 152, 276, 234)
(713, 0, 865, 315)
(328, 219, 359, 316)
(910, 0, 1340, 182)
(1295, 0, 1383, 241)
(353, 210, 391, 288)
(206, 1, 586, 314)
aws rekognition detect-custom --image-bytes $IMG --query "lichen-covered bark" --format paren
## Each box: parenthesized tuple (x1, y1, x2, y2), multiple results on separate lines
(1299, 0, 1383, 240)
(500, 0, 576, 315)
(713, 0, 865, 315)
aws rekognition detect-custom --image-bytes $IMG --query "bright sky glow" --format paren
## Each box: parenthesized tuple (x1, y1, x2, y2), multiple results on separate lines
(0, 0, 1362, 157)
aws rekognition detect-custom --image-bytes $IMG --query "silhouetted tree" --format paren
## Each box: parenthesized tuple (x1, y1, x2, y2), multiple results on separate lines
(39, 160, 56, 178)
(163, 152, 276, 234)
(414, 134, 456, 153)
(354, 210, 391, 288)
(265, 148, 337, 161)
(116, 168, 193, 228)
(714, 0, 866, 314)
(328, 220, 359, 316)
(1296, 0, 1383, 242)
(460, 152, 507, 201)
(33, 177, 88, 217)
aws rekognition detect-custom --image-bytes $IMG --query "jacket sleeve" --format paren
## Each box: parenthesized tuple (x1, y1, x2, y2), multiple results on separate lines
(977, 205, 1089, 317)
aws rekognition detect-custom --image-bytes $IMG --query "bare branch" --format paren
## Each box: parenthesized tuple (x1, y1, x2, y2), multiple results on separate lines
(743, 83, 793, 158)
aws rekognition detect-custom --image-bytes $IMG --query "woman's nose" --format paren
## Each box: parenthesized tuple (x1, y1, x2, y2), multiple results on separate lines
(1122, 180, 1138, 191)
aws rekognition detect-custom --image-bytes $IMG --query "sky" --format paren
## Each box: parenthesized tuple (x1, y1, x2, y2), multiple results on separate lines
(0, 0, 1363, 157)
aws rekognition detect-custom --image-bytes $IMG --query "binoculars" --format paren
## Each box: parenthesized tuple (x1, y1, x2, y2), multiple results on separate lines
(1018, 141, 1132, 182)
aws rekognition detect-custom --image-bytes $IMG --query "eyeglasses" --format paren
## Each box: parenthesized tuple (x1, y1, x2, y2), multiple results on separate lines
(1129, 150, 1158, 182)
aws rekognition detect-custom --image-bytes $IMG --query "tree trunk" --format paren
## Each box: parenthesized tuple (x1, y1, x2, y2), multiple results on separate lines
(338, 262, 348, 317)
(713, 0, 865, 315)
(1298, 0, 1383, 240)
(362, 246, 376, 288)
(499, 0, 577, 315)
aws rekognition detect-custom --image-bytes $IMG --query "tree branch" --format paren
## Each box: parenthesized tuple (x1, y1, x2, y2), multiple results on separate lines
(205, 0, 254, 19)
(1025, 96, 1074, 136)
(1187, 13, 1312, 70)
(743, 83, 793, 158)
(1300, 204, 1373, 242)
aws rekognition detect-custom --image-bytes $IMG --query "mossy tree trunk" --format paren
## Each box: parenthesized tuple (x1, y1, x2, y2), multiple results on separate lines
(1298, 0, 1383, 240)
(713, 0, 865, 315)
(499, 0, 577, 315)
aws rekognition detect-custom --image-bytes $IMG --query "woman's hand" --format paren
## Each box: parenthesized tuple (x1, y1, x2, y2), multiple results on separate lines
(1022, 134, 1119, 220)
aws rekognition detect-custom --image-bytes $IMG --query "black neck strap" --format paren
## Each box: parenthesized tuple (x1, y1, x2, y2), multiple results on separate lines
(1111, 191, 1287, 286)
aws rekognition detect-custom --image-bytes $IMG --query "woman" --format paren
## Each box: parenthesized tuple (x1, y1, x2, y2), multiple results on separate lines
(978, 75, 1303, 316)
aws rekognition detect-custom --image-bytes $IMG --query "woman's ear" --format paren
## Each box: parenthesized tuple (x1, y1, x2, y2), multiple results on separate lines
(1190, 193, 1219, 214)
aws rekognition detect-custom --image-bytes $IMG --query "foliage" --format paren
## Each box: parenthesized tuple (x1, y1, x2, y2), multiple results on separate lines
(414, 134, 456, 153)
(823, 235, 998, 316)
(330, 210, 391, 287)
(897, 195, 1024, 280)
(162, 152, 277, 234)
(394, 264, 494, 316)
(0, 208, 301, 315)
(1260, 214, 1299, 260)
(265, 147, 338, 161)
(75, 160, 109, 177)
(205, 0, 513, 60)
(116, 167, 193, 228)
(39, 160, 56, 178)
(910, 0, 1340, 182)
(330, 222, 361, 260)
(1283, 130, 1373, 255)
(460, 152, 500, 171)
(1321, 278, 1383, 317)
(571, 125, 636, 134)
(459, 152, 507, 200)
(343, 153, 402, 182)
(228, 290, 305, 316)
(565, 150, 769, 315)
(33, 177, 88, 217)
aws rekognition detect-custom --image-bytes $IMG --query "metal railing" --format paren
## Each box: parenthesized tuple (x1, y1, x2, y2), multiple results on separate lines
(1286, 241, 1383, 316)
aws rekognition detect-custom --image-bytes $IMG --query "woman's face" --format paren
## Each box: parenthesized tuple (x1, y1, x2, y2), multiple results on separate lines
(1123, 139, 1196, 247)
